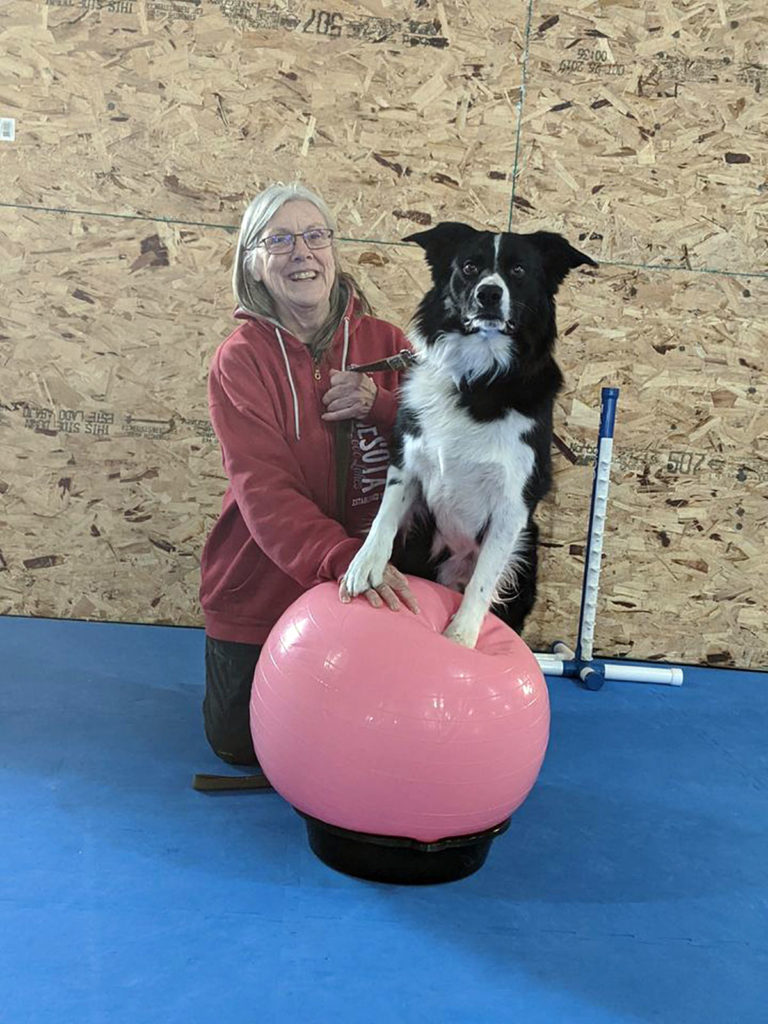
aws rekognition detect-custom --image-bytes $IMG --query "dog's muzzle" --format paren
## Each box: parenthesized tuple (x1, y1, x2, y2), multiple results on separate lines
(462, 282, 510, 333)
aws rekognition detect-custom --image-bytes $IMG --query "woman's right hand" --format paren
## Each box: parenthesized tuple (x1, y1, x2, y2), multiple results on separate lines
(340, 563, 420, 614)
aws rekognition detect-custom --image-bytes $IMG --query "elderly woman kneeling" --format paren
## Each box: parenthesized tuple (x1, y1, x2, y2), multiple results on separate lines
(199, 182, 417, 767)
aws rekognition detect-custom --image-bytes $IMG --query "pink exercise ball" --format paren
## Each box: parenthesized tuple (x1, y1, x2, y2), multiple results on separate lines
(250, 576, 550, 883)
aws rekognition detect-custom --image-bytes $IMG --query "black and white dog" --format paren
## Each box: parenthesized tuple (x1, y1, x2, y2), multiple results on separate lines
(342, 222, 597, 648)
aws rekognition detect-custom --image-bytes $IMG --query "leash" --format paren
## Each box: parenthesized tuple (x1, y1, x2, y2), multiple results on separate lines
(348, 348, 418, 374)
(192, 771, 274, 792)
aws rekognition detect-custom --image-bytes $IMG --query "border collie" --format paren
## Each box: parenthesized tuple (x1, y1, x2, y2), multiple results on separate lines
(342, 222, 597, 648)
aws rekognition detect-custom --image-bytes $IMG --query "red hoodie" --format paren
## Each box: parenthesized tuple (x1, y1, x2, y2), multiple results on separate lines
(199, 294, 409, 644)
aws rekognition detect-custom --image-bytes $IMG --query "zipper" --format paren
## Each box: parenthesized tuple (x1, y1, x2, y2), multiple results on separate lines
(309, 353, 335, 512)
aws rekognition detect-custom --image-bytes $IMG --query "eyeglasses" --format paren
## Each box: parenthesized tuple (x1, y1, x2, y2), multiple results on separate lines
(255, 227, 334, 255)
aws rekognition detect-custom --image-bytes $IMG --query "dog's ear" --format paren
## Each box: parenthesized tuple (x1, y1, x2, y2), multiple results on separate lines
(403, 221, 480, 280)
(529, 232, 598, 291)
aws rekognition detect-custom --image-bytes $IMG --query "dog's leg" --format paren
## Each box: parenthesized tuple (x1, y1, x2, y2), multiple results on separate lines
(491, 521, 538, 633)
(342, 469, 419, 597)
(443, 507, 529, 647)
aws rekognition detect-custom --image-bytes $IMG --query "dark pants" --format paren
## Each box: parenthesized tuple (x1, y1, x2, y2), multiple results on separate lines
(203, 636, 263, 766)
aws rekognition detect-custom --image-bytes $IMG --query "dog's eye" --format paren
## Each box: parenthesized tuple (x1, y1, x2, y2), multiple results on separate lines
(461, 261, 479, 277)
(511, 265, 525, 277)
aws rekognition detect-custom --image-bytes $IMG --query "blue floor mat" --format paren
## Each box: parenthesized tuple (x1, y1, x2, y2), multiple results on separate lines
(1, 616, 767, 1024)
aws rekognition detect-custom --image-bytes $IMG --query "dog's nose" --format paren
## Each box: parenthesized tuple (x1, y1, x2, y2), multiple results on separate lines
(476, 283, 503, 309)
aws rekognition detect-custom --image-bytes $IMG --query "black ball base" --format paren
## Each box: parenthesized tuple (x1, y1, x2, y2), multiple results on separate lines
(298, 812, 511, 885)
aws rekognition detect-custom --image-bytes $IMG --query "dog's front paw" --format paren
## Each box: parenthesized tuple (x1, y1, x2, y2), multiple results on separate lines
(443, 617, 481, 649)
(342, 545, 389, 598)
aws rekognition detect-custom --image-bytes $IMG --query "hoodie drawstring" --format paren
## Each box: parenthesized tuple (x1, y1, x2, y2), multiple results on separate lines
(341, 317, 350, 372)
(274, 326, 301, 441)
(274, 316, 351, 445)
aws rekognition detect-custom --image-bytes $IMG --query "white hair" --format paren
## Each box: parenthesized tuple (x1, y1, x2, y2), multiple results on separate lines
(230, 182, 370, 354)
(232, 182, 338, 318)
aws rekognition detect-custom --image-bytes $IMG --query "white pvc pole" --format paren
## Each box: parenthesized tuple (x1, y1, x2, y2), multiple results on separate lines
(576, 388, 619, 664)
(577, 436, 613, 662)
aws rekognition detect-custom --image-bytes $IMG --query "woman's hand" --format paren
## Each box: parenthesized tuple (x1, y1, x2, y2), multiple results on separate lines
(340, 563, 420, 614)
(321, 370, 377, 422)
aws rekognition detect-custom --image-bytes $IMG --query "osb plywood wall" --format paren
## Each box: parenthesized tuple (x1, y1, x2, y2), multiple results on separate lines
(1, 0, 766, 668)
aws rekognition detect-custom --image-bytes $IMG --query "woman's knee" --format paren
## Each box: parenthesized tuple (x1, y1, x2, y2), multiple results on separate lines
(203, 635, 262, 765)
(203, 716, 259, 766)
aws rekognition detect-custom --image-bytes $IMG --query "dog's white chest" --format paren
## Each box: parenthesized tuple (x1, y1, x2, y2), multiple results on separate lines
(402, 370, 536, 537)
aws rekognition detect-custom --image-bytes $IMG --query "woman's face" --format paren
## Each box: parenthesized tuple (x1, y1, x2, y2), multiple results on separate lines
(251, 200, 336, 323)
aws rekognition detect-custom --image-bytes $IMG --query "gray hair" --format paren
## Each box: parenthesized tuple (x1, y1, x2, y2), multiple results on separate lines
(232, 182, 370, 357)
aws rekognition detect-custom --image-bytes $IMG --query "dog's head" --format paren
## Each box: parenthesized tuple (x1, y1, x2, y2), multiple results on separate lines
(404, 222, 597, 376)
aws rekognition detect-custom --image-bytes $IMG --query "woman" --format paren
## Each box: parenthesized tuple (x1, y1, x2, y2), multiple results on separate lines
(199, 183, 418, 769)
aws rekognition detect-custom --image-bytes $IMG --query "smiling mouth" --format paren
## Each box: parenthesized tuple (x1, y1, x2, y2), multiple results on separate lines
(463, 315, 510, 333)
(289, 271, 319, 281)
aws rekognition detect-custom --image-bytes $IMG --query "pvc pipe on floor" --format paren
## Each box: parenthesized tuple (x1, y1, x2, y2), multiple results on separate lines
(534, 653, 684, 686)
